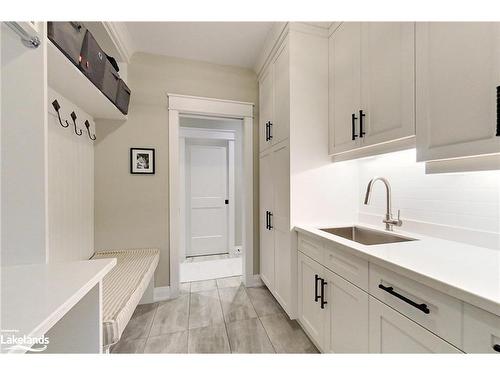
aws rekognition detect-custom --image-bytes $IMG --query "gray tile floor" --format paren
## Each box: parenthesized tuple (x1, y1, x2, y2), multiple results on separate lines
(111, 276, 319, 354)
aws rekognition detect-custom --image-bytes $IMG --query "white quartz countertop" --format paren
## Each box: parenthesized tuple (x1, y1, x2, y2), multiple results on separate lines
(295, 223, 500, 316)
(1, 259, 116, 353)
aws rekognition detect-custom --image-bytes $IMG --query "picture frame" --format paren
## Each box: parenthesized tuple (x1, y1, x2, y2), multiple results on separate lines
(130, 148, 155, 174)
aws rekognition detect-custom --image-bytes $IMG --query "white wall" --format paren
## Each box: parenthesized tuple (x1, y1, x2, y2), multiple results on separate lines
(357, 149, 500, 249)
(47, 88, 95, 262)
(1, 23, 48, 265)
(94, 52, 258, 287)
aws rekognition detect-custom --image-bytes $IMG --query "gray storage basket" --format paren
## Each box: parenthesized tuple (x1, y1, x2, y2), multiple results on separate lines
(80, 30, 106, 89)
(101, 58, 121, 103)
(115, 79, 131, 115)
(47, 22, 86, 66)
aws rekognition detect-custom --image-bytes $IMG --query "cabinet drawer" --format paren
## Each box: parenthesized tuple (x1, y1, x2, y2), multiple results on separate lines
(369, 263, 463, 348)
(298, 233, 325, 264)
(463, 303, 500, 353)
(323, 241, 368, 291)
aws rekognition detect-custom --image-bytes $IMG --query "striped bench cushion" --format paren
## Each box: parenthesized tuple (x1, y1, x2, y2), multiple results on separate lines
(91, 248, 159, 348)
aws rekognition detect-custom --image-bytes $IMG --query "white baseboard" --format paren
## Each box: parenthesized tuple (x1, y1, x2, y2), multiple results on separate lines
(153, 286, 171, 302)
(244, 274, 264, 287)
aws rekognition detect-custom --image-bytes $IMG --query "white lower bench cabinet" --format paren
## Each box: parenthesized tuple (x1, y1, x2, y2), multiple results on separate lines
(298, 251, 369, 353)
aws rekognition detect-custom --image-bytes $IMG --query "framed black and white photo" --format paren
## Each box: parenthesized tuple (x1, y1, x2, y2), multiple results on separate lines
(130, 148, 155, 174)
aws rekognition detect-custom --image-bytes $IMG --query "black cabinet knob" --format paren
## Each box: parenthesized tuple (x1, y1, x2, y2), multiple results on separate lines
(493, 344, 500, 353)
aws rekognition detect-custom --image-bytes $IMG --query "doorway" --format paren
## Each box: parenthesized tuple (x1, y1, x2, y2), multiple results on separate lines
(168, 94, 254, 298)
(179, 119, 243, 282)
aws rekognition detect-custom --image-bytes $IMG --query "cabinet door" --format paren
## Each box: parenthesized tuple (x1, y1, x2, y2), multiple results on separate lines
(323, 269, 369, 353)
(463, 303, 500, 354)
(416, 22, 500, 161)
(272, 142, 291, 312)
(272, 42, 290, 145)
(369, 297, 461, 353)
(259, 67, 273, 153)
(329, 22, 361, 155)
(360, 22, 415, 147)
(298, 252, 325, 349)
(259, 149, 274, 289)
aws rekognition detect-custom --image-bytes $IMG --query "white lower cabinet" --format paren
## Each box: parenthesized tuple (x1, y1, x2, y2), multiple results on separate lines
(463, 303, 500, 354)
(297, 251, 369, 352)
(296, 231, 500, 353)
(369, 297, 461, 353)
(298, 252, 325, 349)
(323, 268, 369, 353)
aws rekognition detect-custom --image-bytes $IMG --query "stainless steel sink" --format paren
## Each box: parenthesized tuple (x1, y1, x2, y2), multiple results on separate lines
(319, 226, 417, 246)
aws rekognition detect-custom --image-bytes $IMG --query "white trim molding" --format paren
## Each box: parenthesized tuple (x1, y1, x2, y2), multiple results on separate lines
(244, 274, 264, 288)
(153, 286, 171, 302)
(168, 94, 254, 299)
(102, 22, 134, 63)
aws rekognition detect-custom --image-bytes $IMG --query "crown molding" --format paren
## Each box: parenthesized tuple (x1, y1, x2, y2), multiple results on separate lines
(102, 22, 134, 63)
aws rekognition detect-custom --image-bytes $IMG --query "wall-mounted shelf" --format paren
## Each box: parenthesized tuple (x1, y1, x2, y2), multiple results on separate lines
(47, 40, 127, 121)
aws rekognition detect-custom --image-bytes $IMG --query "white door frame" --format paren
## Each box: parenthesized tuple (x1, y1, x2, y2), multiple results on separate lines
(179, 127, 237, 260)
(168, 94, 254, 298)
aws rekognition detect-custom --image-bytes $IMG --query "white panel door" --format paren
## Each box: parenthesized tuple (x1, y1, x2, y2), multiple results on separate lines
(323, 268, 369, 353)
(259, 149, 275, 289)
(187, 144, 228, 256)
(369, 297, 461, 353)
(416, 22, 500, 161)
(259, 67, 274, 153)
(329, 22, 361, 155)
(298, 252, 325, 350)
(272, 142, 291, 312)
(272, 41, 290, 145)
(360, 22, 415, 147)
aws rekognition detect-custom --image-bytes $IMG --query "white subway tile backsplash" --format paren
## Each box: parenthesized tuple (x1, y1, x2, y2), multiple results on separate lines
(357, 149, 500, 248)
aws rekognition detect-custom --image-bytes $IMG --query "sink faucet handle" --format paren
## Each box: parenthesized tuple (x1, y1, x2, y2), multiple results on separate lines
(396, 209, 403, 227)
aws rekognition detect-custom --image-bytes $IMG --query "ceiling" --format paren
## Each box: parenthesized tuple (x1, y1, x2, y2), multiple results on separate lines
(121, 22, 275, 69)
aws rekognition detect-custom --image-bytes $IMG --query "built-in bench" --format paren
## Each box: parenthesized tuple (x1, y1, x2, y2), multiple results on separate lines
(91, 248, 159, 352)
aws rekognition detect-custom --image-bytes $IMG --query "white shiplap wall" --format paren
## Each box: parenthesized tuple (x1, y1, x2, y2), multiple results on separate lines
(357, 149, 500, 249)
(47, 88, 95, 262)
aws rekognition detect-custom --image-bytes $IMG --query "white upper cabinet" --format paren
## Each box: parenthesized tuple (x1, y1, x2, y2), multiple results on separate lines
(259, 67, 273, 153)
(329, 22, 361, 154)
(259, 41, 290, 153)
(360, 22, 415, 147)
(272, 42, 290, 146)
(329, 22, 416, 156)
(416, 22, 500, 161)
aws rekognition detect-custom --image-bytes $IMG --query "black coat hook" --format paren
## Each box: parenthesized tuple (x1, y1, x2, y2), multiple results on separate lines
(52, 100, 69, 128)
(69, 111, 82, 136)
(84, 120, 96, 141)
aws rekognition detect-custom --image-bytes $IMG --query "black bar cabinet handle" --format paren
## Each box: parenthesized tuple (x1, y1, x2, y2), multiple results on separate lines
(314, 275, 320, 302)
(265, 211, 269, 230)
(320, 279, 327, 309)
(268, 122, 273, 140)
(351, 113, 358, 141)
(493, 344, 500, 353)
(265, 122, 269, 141)
(496, 86, 499, 136)
(379, 284, 430, 314)
(359, 110, 366, 138)
(268, 212, 273, 230)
